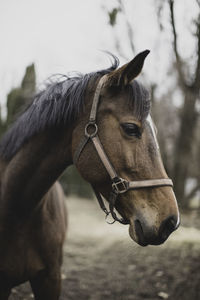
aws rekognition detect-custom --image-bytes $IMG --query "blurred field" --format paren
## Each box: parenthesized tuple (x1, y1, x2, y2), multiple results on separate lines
(11, 196, 200, 300)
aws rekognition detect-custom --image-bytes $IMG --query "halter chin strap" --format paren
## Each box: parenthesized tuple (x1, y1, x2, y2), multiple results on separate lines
(73, 75, 173, 225)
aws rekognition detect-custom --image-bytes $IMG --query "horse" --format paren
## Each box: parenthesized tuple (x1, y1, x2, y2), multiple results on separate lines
(0, 50, 179, 299)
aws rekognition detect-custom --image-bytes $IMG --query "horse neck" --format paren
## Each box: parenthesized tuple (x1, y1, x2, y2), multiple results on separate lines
(0, 126, 73, 218)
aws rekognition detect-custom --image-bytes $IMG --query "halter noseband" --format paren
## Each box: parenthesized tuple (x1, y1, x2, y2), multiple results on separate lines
(73, 75, 173, 225)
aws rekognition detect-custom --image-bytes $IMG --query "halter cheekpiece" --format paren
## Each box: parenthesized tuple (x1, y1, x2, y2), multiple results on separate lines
(73, 75, 173, 225)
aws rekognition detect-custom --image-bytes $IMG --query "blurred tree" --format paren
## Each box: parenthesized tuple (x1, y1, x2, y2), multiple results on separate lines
(106, 0, 135, 59)
(167, 0, 200, 207)
(105, 0, 200, 208)
(0, 105, 5, 137)
(108, 8, 121, 26)
(6, 64, 36, 127)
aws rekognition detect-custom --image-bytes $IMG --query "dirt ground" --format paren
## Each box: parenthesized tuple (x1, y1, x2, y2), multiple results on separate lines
(10, 197, 200, 300)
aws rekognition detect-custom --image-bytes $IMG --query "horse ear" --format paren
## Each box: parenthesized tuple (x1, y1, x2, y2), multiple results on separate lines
(107, 50, 150, 86)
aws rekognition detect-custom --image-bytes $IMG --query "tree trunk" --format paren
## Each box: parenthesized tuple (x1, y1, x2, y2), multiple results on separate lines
(173, 90, 198, 207)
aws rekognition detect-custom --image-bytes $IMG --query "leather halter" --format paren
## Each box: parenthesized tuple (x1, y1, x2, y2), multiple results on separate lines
(73, 75, 173, 225)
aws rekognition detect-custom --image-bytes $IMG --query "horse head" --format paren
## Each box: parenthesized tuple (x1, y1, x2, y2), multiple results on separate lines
(72, 51, 180, 246)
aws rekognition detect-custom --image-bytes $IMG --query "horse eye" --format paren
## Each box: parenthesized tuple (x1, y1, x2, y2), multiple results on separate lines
(121, 123, 141, 138)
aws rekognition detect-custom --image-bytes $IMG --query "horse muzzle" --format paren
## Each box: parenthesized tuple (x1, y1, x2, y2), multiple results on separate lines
(129, 215, 180, 246)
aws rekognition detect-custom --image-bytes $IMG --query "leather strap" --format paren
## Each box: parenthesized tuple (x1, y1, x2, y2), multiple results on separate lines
(73, 135, 89, 165)
(73, 74, 174, 225)
(108, 191, 129, 224)
(89, 75, 107, 123)
(91, 136, 117, 180)
(92, 186, 110, 215)
(93, 186, 129, 225)
(128, 178, 173, 189)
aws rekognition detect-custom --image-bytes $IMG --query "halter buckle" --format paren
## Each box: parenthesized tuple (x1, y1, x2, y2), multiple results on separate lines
(85, 122, 98, 138)
(112, 178, 128, 194)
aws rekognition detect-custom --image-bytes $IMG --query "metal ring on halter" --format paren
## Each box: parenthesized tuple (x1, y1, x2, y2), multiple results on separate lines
(85, 122, 98, 138)
(105, 212, 116, 224)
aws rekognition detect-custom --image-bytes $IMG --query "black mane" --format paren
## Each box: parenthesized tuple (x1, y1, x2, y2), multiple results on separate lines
(0, 55, 150, 160)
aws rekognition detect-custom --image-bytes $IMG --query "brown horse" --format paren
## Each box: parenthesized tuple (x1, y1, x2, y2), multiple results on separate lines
(0, 50, 179, 299)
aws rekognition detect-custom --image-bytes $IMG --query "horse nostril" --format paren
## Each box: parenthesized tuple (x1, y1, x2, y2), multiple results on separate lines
(134, 219, 146, 245)
(134, 219, 151, 246)
(134, 219, 143, 237)
(159, 216, 178, 241)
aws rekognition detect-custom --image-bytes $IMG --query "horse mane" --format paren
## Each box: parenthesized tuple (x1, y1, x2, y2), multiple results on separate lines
(0, 54, 150, 160)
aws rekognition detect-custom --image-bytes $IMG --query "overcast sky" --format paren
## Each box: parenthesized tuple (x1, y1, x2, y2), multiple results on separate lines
(0, 0, 197, 113)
